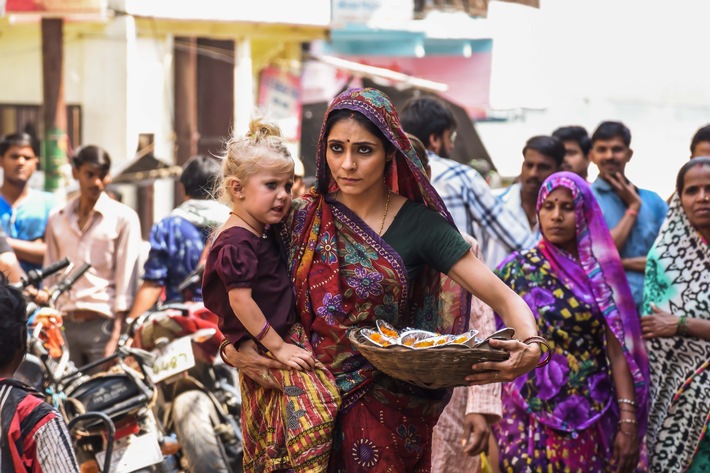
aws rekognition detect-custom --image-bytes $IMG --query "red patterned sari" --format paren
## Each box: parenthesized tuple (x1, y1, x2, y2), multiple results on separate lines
(283, 88, 471, 472)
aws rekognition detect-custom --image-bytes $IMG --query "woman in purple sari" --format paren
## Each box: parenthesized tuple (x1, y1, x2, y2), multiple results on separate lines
(492, 172, 649, 472)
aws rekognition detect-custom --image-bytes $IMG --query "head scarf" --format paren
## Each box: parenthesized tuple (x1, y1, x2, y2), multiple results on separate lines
(643, 193, 710, 317)
(643, 191, 710, 470)
(314, 88, 450, 216)
(536, 171, 649, 435)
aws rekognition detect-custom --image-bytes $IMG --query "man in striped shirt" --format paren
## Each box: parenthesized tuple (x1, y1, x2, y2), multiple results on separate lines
(0, 274, 79, 472)
(400, 96, 538, 262)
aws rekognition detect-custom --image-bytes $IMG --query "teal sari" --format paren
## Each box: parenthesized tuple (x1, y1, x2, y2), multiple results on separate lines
(643, 193, 710, 473)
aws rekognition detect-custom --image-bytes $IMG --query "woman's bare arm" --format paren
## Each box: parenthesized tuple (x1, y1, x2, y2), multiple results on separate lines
(447, 251, 541, 384)
(223, 339, 288, 389)
(606, 324, 640, 473)
(447, 251, 538, 341)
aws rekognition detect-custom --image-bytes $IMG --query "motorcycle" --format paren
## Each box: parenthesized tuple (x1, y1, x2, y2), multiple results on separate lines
(59, 335, 179, 473)
(15, 257, 73, 391)
(21, 261, 180, 473)
(129, 266, 243, 473)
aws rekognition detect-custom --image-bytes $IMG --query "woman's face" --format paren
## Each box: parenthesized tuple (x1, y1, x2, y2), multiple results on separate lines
(325, 117, 391, 198)
(539, 187, 577, 253)
(680, 164, 710, 232)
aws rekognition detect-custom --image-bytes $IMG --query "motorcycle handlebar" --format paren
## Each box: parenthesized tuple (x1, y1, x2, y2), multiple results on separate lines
(16, 258, 71, 289)
(177, 264, 204, 293)
(53, 263, 92, 299)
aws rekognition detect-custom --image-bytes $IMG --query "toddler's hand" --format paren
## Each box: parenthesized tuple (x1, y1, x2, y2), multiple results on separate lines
(272, 342, 315, 371)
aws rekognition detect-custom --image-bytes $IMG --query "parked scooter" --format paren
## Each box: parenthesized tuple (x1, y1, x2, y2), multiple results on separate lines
(129, 266, 243, 473)
(21, 261, 180, 473)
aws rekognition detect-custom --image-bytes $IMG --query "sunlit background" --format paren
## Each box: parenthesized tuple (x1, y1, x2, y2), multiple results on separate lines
(479, 0, 710, 197)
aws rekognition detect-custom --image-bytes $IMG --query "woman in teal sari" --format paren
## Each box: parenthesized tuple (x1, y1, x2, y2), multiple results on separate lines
(641, 157, 710, 473)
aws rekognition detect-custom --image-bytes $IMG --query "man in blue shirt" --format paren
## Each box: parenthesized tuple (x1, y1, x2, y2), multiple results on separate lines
(127, 155, 228, 319)
(589, 121, 668, 311)
(0, 133, 57, 272)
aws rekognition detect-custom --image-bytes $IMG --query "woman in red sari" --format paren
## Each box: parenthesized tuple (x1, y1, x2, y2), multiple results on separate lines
(225, 88, 542, 471)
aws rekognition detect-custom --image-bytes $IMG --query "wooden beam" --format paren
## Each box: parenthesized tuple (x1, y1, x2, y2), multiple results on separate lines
(134, 18, 329, 42)
(173, 36, 198, 207)
(41, 18, 68, 192)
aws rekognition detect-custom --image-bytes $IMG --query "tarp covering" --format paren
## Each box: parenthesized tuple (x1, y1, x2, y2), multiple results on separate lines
(415, 0, 539, 18)
(111, 153, 182, 184)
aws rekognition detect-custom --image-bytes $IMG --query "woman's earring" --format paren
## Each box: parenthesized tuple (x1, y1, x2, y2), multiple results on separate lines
(239, 194, 245, 200)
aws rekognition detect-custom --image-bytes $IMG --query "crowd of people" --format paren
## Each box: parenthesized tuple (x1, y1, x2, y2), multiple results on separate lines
(0, 89, 708, 473)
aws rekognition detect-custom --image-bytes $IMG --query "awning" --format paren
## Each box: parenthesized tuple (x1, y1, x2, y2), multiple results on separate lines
(111, 145, 182, 184)
(312, 54, 448, 93)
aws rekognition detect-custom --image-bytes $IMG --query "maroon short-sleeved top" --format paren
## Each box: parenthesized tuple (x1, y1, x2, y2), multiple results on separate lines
(202, 226, 297, 346)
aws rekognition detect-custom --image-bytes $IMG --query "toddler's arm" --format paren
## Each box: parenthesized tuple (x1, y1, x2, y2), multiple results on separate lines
(228, 287, 315, 371)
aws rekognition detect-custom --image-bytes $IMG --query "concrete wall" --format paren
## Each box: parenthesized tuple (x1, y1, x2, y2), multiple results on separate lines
(0, 18, 176, 216)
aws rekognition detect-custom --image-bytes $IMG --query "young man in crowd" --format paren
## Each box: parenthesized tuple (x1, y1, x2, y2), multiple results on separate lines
(589, 121, 667, 311)
(0, 273, 79, 472)
(552, 125, 592, 180)
(400, 96, 538, 260)
(0, 133, 57, 272)
(690, 124, 710, 158)
(127, 154, 228, 319)
(483, 135, 565, 269)
(44, 145, 141, 366)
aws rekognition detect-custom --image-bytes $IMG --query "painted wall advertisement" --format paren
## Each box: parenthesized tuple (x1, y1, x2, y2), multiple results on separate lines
(258, 66, 302, 143)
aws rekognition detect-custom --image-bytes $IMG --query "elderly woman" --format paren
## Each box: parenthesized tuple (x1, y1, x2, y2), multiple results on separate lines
(492, 172, 649, 472)
(641, 157, 710, 473)
(223, 88, 542, 471)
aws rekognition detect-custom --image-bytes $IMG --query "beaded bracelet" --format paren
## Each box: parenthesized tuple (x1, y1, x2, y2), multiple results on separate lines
(256, 321, 272, 341)
(677, 316, 689, 336)
(219, 339, 236, 368)
(618, 398, 636, 407)
(522, 336, 552, 368)
(618, 419, 637, 425)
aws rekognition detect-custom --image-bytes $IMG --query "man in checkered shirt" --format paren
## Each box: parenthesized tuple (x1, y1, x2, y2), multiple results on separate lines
(401, 96, 538, 263)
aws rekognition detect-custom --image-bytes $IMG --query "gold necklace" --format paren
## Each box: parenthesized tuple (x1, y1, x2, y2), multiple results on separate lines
(378, 188, 391, 236)
(333, 188, 392, 236)
(229, 211, 267, 239)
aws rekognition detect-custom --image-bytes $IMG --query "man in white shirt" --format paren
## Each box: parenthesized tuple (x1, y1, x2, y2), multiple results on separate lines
(483, 135, 564, 269)
(44, 145, 141, 365)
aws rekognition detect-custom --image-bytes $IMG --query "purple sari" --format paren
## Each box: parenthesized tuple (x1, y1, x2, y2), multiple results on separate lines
(493, 172, 649, 472)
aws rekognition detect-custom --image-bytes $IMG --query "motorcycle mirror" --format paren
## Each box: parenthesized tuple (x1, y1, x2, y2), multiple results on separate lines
(191, 328, 217, 343)
(129, 347, 157, 367)
(25, 302, 38, 319)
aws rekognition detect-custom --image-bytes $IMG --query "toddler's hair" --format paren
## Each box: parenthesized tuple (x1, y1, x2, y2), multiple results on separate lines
(218, 118, 294, 206)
